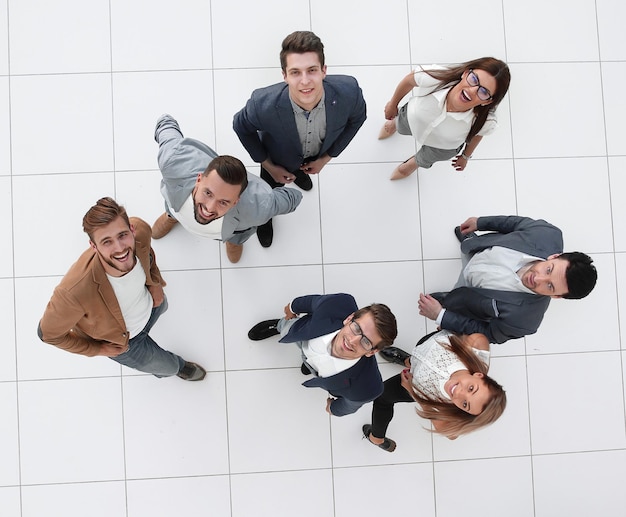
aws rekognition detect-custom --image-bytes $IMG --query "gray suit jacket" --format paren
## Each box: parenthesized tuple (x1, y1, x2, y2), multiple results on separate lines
(155, 115, 302, 245)
(232, 75, 366, 171)
(438, 215, 564, 344)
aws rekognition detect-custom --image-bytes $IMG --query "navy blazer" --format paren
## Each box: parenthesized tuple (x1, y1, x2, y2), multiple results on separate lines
(280, 293, 383, 417)
(233, 76, 366, 172)
(439, 215, 564, 344)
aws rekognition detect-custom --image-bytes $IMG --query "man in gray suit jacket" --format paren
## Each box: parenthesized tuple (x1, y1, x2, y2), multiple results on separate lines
(417, 215, 597, 344)
(152, 115, 302, 263)
(233, 30, 366, 247)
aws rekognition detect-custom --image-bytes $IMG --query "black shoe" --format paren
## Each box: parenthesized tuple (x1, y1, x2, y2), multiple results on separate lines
(257, 219, 273, 247)
(294, 173, 313, 191)
(454, 226, 476, 243)
(300, 363, 312, 375)
(379, 346, 411, 366)
(362, 424, 396, 452)
(248, 319, 280, 341)
(177, 361, 207, 381)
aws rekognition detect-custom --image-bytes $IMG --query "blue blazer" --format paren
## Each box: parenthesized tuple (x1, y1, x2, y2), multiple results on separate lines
(280, 293, 383, 417)
(438, 216, 564, 344)
(233, 76, 366, 172)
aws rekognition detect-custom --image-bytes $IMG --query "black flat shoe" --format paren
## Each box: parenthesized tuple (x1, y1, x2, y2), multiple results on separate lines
(257, 219, 274, 248)
(300, 363, 312, 375)
(294, 173, 313, 191)
(379, 346, 410, 366)
(248, 319, 280, 341)
(362, 424, 396, 452)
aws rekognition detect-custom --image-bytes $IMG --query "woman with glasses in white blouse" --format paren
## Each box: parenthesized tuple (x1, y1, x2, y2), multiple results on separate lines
(379, 57, 510, 179)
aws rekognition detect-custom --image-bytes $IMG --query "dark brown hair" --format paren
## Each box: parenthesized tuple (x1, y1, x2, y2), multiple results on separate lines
(421, 57, 511, 142)
(203, 155, 248, 195)
(280, 31, 325, 72)
(353, 303, 397, 350)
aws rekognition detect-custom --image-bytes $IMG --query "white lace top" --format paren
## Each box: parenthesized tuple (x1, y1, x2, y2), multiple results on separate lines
(409, 330, 490, 401)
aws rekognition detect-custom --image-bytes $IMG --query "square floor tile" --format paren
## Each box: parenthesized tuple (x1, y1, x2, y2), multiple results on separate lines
(122, 373, 228, 478)
(0, 383, 19, 486)
(597, 0, 626, 60)
(610, 158, 626, 252)
(504, 0, 598, 62)
(0, 78, 9, 175)
(9, 0, 110, 74)
(19, 377, 125, 484)
(10, 74, 114, 175)
(227, 369, 332, 473)
(0, 488, 20, 516)
(435, 456, 534, 517)
(0, 279, 16, 381)
(527, 351, 626, 454)
(110, 0, 211, 71)
(602, 62, 626, 156)
(533, 450, 626, 517)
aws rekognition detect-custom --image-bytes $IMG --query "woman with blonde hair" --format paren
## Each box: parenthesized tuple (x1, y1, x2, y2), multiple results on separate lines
(362, 330, 506, 451)
(379, 57, 510, 179)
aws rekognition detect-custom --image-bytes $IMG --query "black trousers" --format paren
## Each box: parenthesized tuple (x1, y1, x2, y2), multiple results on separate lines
(371, 330, 440, 438)
(260, 164, 309, 189)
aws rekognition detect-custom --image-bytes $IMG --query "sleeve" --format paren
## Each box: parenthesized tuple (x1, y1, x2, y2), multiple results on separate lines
(324, 82, 367, 158)
(232, 95, 270, 164)
(477, 215, 541, 234)
(154, 114, 185, 173)
(290, 293, 356, 316)
(440, 309, 527, 345)
(38, 287, 103, 356)
(476, 111, 498, 136)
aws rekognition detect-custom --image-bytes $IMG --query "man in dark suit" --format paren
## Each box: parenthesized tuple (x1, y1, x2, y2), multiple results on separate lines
(248, 293, 397, 416)
(417, 215, 597, 344)
(233, 30, 366, 247)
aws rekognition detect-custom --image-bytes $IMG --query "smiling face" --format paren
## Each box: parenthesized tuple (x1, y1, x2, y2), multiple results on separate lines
(282, 51, 327, 111)
(192, 169, 241, 224)
(444, 370, 490, 415)
(520, 255, 569, 297)
(447, 68, 497, 112)
(90, 216, 137, 276)
(330, 312, 381, 361)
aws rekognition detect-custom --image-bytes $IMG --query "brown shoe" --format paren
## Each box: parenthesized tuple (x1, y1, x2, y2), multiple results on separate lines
(225, 242, 243, 263)
(152, 213, 178, 239)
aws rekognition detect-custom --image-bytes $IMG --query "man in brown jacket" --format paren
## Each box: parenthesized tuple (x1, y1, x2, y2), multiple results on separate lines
(37, 197, 206, 380)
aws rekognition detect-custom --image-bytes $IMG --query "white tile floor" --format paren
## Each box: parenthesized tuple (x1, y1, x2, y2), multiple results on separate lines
(2, 0, 626, 515)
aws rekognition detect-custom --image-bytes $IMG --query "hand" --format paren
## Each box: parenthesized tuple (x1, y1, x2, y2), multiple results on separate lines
(459, 216, 478, 234)
(400, 368, 414, 394)
(262, 159, 296, 184)
(451, 155, 468, 171)
(300, 155, 331, 175)
(326, 397, 336, 414)
(284, 304, 297, 320)
(147, 284, 165, 307)
(418, 293, 442, 321)
(98, 342, 127, 357)
(384, 101, 399, 120)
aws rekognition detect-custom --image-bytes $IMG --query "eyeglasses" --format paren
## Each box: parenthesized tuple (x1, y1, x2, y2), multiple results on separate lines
(349, 320, 374, 351)
(466, 70, 493, 101)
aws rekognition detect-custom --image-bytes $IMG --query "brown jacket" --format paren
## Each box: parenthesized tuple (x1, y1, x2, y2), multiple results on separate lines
(38, 217, 165, 357)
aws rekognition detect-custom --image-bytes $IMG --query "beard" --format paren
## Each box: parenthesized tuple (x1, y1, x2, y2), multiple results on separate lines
(101, 246, 137, 275)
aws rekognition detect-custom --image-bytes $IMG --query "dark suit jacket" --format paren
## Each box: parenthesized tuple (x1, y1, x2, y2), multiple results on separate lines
(280, 293, 383, 416)
(438, 215, 564, 344)
(232, 76, 366, 172)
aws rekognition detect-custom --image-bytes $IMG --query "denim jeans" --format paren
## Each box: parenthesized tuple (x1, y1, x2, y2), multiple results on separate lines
(110, 296, 185, 377)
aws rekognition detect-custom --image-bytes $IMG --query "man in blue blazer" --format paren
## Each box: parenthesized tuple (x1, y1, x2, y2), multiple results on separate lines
(151, 114, 302, 263)
(233, 31, 366, 247)
(417, 215, 597, 344)
(248, 293, 397, 416)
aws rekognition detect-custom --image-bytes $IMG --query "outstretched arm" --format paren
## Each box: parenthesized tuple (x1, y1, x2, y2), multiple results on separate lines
(384, 72, 418, 119)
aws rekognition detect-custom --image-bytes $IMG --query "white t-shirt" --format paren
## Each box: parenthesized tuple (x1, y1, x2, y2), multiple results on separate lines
(169, 194, 223, 239)
(106, 259, 153, 338)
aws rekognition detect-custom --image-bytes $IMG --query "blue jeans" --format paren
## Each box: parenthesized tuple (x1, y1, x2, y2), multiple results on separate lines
(110, 297, 185, 377)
